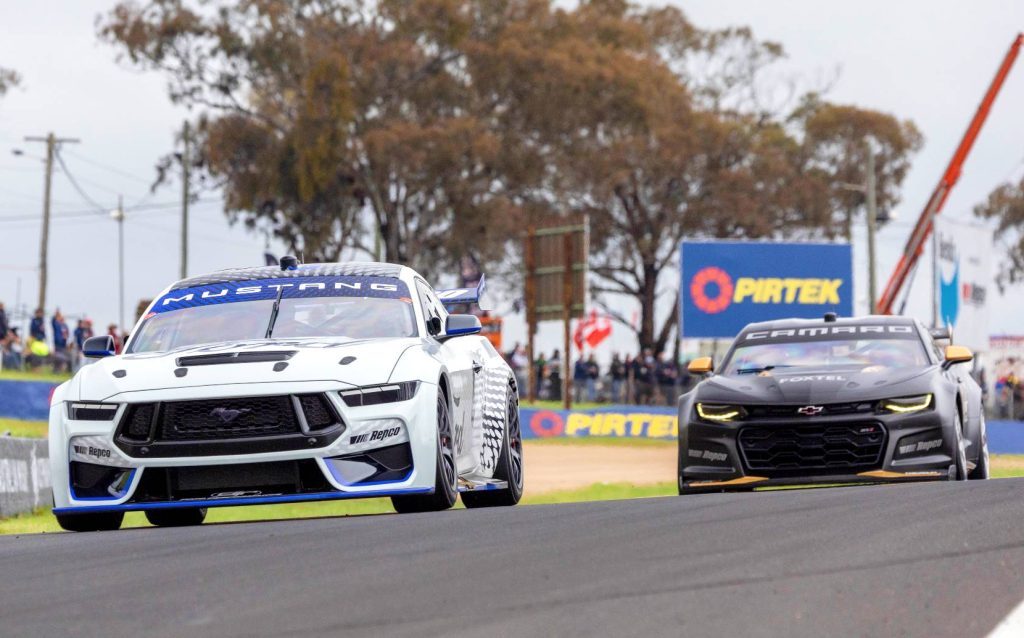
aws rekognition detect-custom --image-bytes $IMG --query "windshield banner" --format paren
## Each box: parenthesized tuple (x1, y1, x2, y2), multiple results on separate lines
(151, 276, 411, 314)
(680, 241, 854, 338)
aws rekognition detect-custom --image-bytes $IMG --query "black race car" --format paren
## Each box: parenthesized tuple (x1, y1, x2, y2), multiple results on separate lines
(678, 314, 987, 493)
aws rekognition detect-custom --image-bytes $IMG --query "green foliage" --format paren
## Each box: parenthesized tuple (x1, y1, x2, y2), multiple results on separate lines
(0, 419, 48, 439)
(99, 1, 923, 350)
(974, 176, 1024, 288)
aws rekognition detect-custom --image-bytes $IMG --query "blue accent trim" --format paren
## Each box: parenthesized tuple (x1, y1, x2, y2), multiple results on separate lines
(68, 469, 136, 501)
(83, 349, 115, 358)
(55, 486, 433, 514)
(322, 457, 414, 487)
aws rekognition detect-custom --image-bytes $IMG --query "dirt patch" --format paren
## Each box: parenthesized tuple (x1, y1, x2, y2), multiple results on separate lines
(523, 441, 676, 495)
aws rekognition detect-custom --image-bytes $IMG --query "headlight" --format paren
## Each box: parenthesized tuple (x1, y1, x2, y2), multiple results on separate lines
(67, 402, 120, 421)
(340, 381, 420, 407)
(880, 394, 933, 414)
(696, 403, 745, 422)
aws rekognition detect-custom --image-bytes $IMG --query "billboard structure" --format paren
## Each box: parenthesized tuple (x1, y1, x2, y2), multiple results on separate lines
(935, 218, 992, 352)
(680, 241, 854, 338)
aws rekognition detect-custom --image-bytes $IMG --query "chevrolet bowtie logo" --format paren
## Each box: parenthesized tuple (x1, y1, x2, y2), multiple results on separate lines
(209, 407, 252, 424)
(797, 405, 824, 416)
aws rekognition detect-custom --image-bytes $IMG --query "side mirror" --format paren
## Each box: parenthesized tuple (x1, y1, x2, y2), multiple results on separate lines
(426, 316, 443, 336)
(440, 314, 481, 341)
(943, 345, 973, 369)
(688, 356, 713, 374)
(83, 335, 117, 359)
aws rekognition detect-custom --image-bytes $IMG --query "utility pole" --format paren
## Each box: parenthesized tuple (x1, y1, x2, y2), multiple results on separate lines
(24, 132, 79, 312)
(180, 120, 190, 280)
(111, 195, 126, 331)
(865, 146, 878, 314)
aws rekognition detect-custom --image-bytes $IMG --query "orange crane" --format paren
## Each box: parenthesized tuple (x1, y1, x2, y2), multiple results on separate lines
(877, 33, 1023, 315)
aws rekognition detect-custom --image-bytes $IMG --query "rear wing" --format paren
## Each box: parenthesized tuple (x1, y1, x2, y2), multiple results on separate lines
(437, 275, 487, 309)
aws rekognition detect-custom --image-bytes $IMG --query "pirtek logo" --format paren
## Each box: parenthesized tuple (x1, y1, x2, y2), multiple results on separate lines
(161, 281, 399, 306)
(690, 266, 844, 314)
(797, 406, 824, 416)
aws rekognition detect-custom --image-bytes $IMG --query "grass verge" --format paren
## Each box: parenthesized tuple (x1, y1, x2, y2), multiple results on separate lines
(1, 418, 47, 439)
(0, 369, 70, 383)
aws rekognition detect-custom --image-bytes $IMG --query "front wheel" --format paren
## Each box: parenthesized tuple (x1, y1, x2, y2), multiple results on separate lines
(56, 511, 124, 532)
(392, 389, 458, 514)
(949, 411, 968, 481)
(145, 507, 207, 527)
(462, 386, 524, 508)
(968, 414, 990, 480)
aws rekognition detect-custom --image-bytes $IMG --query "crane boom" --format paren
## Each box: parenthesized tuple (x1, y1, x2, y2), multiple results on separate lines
(877, 33, 1023, 315)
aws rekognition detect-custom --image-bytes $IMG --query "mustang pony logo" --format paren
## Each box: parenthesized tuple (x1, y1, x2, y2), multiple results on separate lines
(797, 406, 825, 416)
(209, 407, 252, 424)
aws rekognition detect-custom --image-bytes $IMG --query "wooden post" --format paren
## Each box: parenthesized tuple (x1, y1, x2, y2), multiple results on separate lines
(563, 232, 573, 410)
(525, 227, 537, 403)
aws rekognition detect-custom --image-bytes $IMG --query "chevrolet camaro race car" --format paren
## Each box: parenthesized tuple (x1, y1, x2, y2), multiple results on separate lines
(49, 260, 524, 531)
(678, 314, 987, 493)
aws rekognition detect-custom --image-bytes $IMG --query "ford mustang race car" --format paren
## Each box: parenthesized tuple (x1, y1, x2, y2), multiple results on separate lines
(678, 314, 987, 494)
(49, 260, 523, 531)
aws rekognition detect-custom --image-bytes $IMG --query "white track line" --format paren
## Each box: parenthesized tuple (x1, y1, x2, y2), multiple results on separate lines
(989, 597, 1024, 637)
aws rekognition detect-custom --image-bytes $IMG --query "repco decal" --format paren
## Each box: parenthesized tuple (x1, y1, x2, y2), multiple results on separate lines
(72, 445, 112, 460)
(350, 427, 402, 445)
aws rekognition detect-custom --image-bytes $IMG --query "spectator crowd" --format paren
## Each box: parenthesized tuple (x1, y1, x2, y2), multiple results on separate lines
(0, 301, 128, 375)
(503, 343, 697, 406)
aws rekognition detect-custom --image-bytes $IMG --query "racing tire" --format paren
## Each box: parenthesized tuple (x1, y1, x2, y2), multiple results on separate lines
(968, 414, 990, 480)
(145, 508, 208, 527)
(56, 511, 124, 532)
(392, 389, 458, 514)
(949, 410, 968, 481)
(462, 386, 524, 508)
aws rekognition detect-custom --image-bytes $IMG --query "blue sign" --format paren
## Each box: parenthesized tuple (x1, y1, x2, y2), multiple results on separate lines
(680, 241, 853, 338)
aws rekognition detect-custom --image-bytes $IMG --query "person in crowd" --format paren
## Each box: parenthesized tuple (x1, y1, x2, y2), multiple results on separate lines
(548, 349, 562, 401)
(30, 308, 46, 342)
(509, 343, 529, 397)
(73, 318, 94, 372)
(107, 324, 124, 354)
(610, 353, 627, 404)
(585, 354, 600, 403)
(51, 309, 71, 374)
(2, 327, 24, 370)
(26, 330, 50, 371)
(633, 349, 656, 405)
(573, 355, 589, 403)
(534, 351, 548, 401)
(0, 301, 9, 348)
(656, 352, 679, 405)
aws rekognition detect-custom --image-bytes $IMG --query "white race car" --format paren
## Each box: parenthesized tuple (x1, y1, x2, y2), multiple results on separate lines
(49, 260, 523, 531)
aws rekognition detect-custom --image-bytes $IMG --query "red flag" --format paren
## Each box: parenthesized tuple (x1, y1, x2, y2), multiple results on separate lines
(574, 310, 613, 351)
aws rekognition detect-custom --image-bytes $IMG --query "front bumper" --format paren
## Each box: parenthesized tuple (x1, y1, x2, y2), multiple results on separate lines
(679, 407, 955, 492)
(49, 380, 440, 513)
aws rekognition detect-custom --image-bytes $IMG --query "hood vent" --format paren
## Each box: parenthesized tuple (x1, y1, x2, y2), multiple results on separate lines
(175, 351, 297, 367)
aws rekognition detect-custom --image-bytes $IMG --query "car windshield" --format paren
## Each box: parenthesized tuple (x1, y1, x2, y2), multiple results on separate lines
(128, 277, 418, 353)
(722, 330, 930, 375)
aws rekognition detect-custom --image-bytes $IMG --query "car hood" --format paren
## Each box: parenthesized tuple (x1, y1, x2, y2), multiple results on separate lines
(698, 366, 937, 405)
(72, 337, 422, 402)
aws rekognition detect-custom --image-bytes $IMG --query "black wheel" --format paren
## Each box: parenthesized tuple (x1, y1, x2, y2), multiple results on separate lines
(949, 410, 968, 481)
(969, 414, 990, 480)
(56, 511, 124, 532)
(462, 386, 524, 508)
(392, 389, 458, 513)
(145, 507, 207, 527)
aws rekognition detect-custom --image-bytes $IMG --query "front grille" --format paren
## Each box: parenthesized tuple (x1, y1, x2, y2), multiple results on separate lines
(114, 394, 344, 455)
(738, 422, 886, 476)
(159, 396, 299, 440)
(744, 402, 876, 419)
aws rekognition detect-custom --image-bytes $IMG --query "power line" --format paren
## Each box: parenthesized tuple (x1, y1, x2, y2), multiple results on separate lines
(61, 148, 155, 185)
(53, 149, 107, 214)
(0, 197, 223, 223)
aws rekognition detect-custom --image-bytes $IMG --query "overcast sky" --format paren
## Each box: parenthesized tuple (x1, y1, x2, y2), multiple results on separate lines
(1, 0, 1023, 354)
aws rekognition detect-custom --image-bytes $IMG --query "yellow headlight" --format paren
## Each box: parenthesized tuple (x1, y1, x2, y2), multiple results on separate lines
(881, 394, 933, 414)
(696, 403, 743, 422)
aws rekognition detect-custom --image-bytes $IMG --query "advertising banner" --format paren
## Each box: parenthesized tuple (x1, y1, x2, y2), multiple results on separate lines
(936, 219, 992, 352)
(680, 241, 854, 338)
(520, 406, 677, 440)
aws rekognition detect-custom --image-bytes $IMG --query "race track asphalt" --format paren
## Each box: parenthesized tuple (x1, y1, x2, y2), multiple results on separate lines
(3, 479, 1024, 638)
